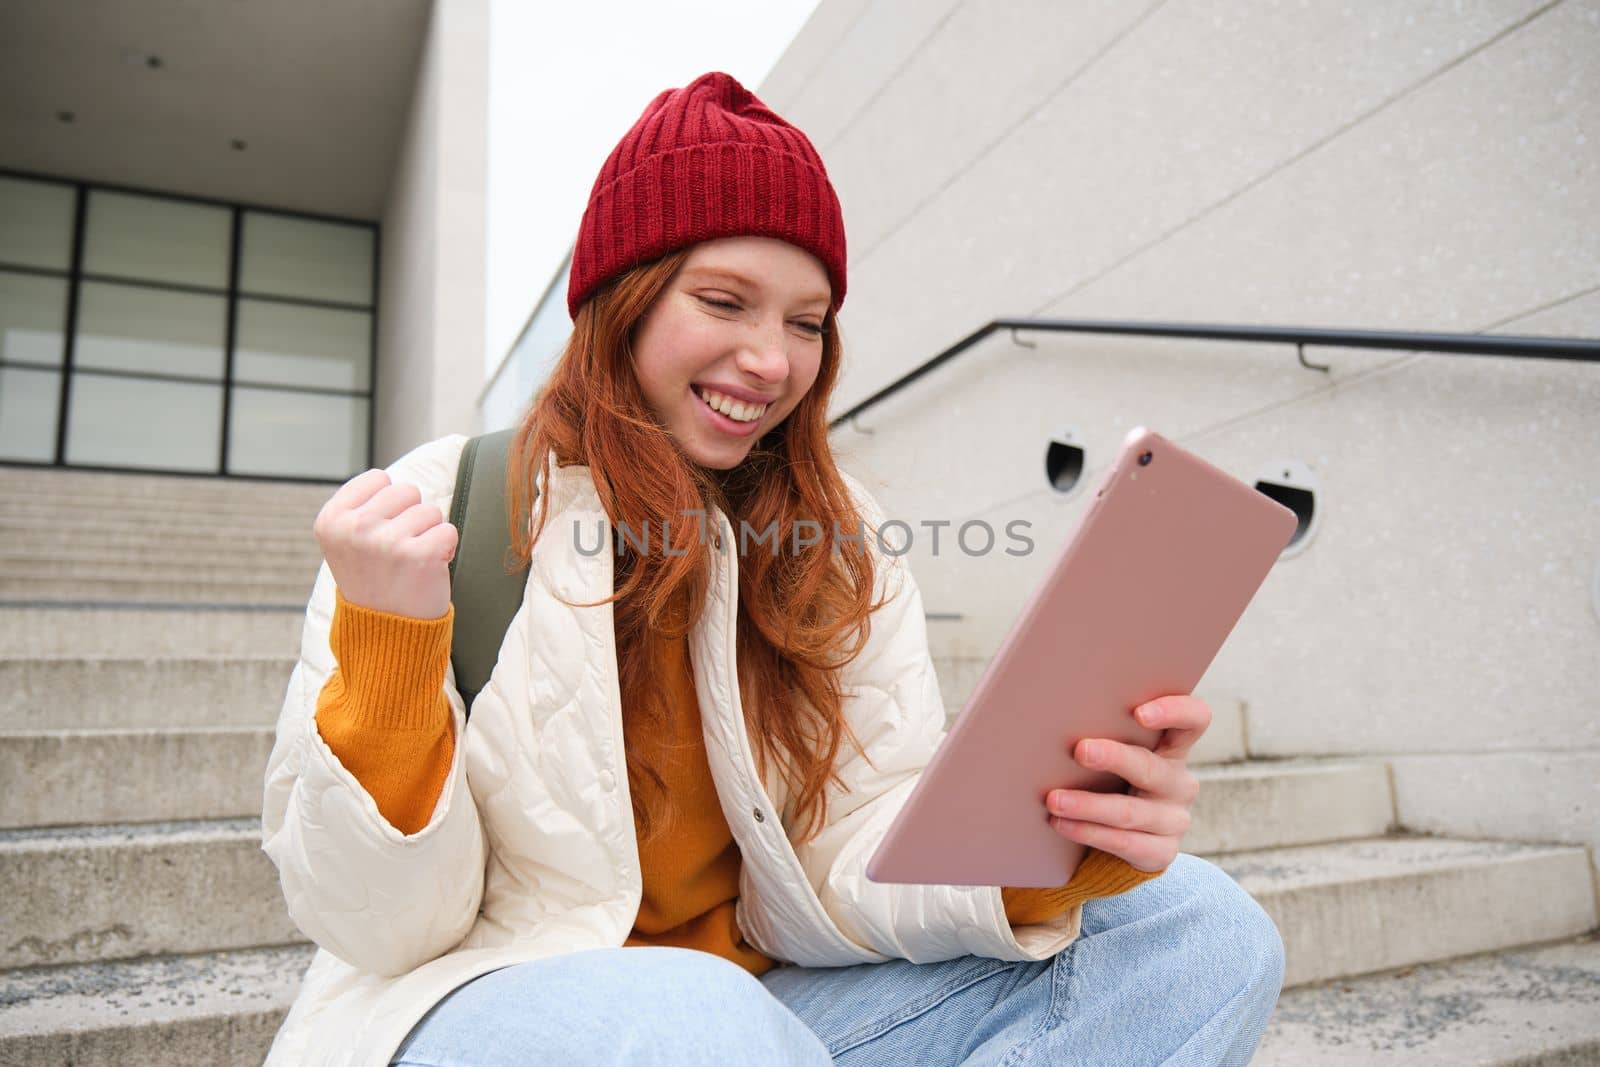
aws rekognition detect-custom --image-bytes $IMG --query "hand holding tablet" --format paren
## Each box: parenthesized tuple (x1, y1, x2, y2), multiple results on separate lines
(1047, 691, 1212, 874)
(866, 426, 1299, 888)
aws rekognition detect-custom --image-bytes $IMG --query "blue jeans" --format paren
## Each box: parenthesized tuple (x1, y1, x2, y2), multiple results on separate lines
(391, 853, 1285, 1066)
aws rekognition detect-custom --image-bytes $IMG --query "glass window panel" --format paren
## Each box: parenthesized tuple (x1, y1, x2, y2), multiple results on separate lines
(83, 190, 230, 288)
(228, 386, 367, 480)
(240, 213, 373, 306)
(65, 372, 221, 472)
(0, 176, 74, 271)
(0, 367, 62, 461)
(74, 281, 226, 379)
(233, 299, 370, 391)
(0, 271, 69, 366)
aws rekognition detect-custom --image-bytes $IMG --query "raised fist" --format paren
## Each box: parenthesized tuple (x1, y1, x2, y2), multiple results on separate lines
(312, 469, 458, 620)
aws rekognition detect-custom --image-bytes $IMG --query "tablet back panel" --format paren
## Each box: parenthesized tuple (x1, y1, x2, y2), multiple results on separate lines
(866, 426, 1299, 887)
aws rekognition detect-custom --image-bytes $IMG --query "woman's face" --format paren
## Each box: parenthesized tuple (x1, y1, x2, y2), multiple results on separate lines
(632, 236, 831, 470)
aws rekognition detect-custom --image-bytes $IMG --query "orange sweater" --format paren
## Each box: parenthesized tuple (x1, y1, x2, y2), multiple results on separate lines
(313, 590, 1162, 977)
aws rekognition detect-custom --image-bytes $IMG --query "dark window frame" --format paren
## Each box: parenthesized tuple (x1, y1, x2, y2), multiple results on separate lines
(0, 167, 378, 484)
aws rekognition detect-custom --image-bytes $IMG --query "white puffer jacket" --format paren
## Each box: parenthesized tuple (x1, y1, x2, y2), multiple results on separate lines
(260, 433, 1083, 1066)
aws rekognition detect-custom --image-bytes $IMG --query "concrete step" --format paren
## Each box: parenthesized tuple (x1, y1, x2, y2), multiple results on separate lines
(1, 486, 319, 512)
(29, 721, 1379, 847)
(0, 575, 309, 606)
(1, 488, 324, 538)
(0, 605, 304, 657)
(1215, 835, 1599, 989)
(1254, 931, 1600, 1065)
(0, 943, 314, 1067)
(1, 506, 322, 541)
(0, 818, 302, 969)
(0, 518, 315, 554)
(0, 464, 334, 512)
(1188, 758, 1395, 855)
(0, 511, 317, 542)
(0, 556, 319, 586)
(0, 727, 276, 830)
(3, 918, 1595, 1066)
(0, 541, 319, 571)
(1, 655, 296, 730)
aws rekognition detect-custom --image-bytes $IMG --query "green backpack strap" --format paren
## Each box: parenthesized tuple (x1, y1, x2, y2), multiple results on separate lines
(447, 429, 532, 718)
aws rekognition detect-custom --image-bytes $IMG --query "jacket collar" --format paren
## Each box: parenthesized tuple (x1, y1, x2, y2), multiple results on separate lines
(533, 457, 732, 560)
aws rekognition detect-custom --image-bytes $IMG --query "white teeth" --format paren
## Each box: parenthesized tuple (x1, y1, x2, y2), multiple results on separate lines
(697, 386, 766, 422)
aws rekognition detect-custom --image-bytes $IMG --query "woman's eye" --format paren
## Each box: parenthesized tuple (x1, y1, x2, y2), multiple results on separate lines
(697, 296, 824, 336)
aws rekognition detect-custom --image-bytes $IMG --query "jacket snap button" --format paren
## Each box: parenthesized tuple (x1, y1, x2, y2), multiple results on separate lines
(752, 808, 765, 823)
(714, 533, 723, 550)
(599, 770, 616, 791)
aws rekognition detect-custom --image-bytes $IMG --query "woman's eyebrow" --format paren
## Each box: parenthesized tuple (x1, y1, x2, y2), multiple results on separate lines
(684, 267, 830, 307)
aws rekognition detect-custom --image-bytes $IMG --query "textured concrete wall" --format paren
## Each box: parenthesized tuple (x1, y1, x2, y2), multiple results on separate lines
(760, 1, 1599, 870)
(375, 0, 489, 466)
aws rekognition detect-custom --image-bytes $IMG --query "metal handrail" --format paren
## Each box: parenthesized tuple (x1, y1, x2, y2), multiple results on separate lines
(828, 318, 1600, 430)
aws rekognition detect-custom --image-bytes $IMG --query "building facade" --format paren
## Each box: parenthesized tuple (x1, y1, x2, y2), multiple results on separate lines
(753, 0, 1600, 890)
(0, 0, 487, 480)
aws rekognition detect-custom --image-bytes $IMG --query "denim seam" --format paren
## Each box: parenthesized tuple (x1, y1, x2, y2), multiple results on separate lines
(995, 944, 1072, 1067)
(827, 959, 1016, 1059)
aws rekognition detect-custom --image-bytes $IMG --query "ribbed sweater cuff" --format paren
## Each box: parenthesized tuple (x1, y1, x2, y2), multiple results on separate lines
(325, 588, 454, 731)
(1001, 848, 1166, 926)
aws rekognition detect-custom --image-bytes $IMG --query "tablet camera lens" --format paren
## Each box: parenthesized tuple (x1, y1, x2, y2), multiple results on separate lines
(1138, 450, 1153, 466)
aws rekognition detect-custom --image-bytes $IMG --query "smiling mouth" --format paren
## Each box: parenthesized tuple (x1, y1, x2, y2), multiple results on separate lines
(692, 384, 768, 423)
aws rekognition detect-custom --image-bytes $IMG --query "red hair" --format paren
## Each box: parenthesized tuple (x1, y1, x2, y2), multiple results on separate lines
(506, 247, 884, 846)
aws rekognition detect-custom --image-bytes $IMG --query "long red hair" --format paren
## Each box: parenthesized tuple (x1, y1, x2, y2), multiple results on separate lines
(505, 247, 885, 846)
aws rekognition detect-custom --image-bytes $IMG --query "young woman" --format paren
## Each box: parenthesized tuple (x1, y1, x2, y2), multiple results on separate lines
(262, 72, 1284, 1066)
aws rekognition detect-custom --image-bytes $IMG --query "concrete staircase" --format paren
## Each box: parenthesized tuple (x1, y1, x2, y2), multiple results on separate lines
(0, 465, 322, 1065)
(937, 657, 1600, 1064)
(1, 464, 1596, 1064)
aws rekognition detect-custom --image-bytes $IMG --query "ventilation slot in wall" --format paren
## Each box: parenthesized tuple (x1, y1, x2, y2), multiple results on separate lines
(1045, 430, 1086, 494)
(1253, 459, 1318, 557)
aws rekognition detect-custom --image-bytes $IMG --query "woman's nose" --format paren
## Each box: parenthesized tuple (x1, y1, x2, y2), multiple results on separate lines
(736, 322, 791, 384)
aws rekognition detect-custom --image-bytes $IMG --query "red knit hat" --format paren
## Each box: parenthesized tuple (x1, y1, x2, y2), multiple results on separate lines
(566, 71, 847, 320)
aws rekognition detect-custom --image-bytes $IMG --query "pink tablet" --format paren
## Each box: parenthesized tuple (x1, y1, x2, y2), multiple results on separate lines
(866, 426, 1299, 887)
